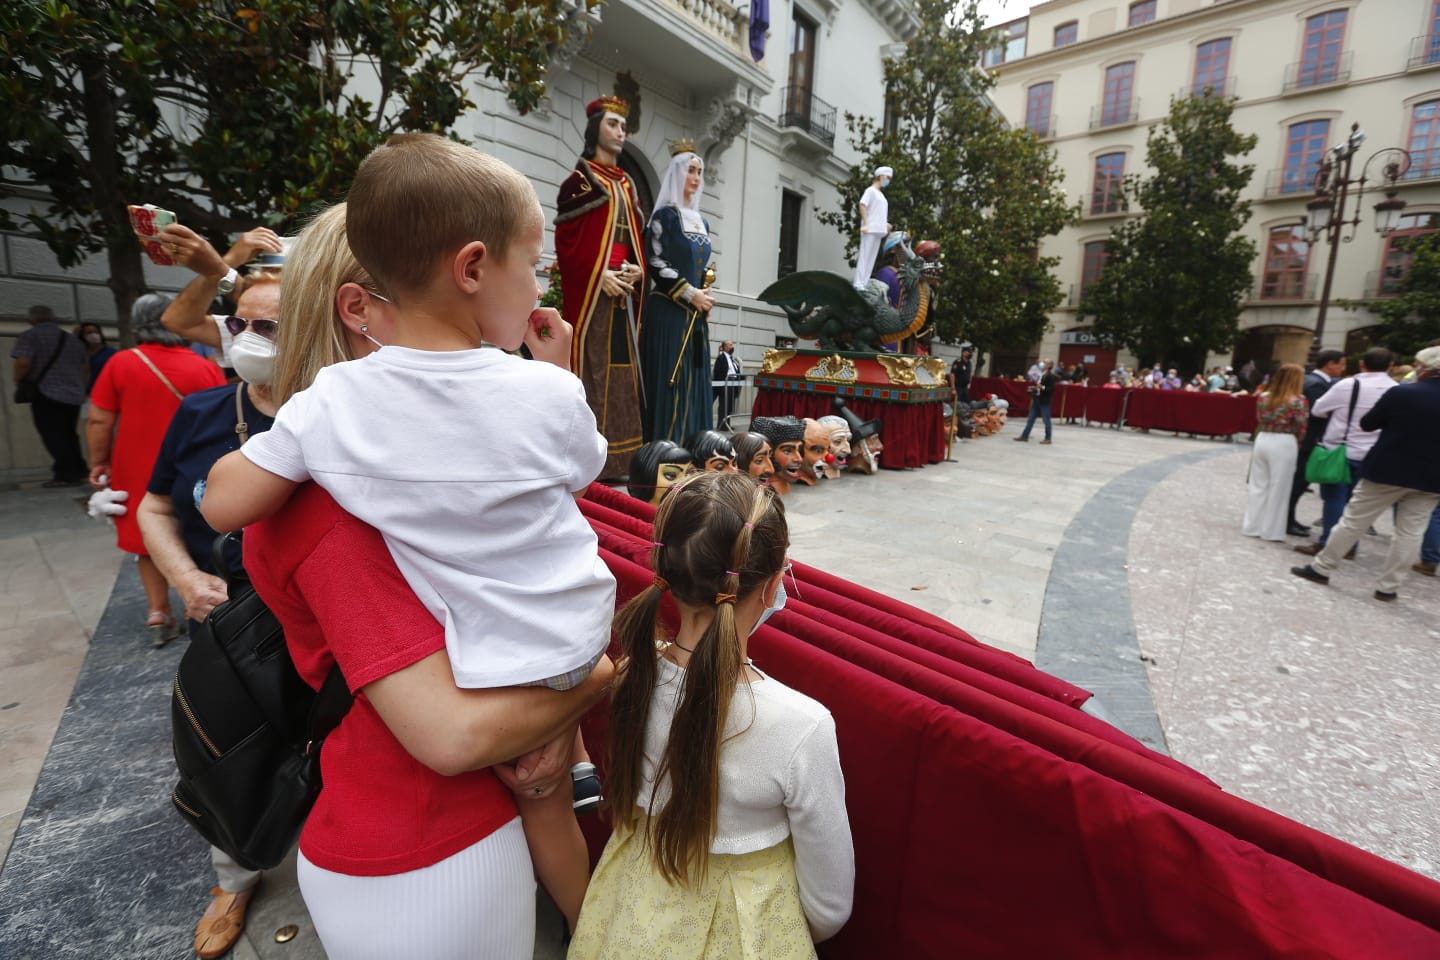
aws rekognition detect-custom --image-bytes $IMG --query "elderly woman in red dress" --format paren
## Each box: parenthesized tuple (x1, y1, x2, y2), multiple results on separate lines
(87, 294, 226, 645)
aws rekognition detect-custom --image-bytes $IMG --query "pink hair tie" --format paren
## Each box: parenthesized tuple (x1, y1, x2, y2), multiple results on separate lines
(725, 570, 739, 577)
(742, 521, 754, 529)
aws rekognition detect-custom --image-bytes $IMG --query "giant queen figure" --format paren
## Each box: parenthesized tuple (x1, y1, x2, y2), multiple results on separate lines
(555, 95, 648, 477)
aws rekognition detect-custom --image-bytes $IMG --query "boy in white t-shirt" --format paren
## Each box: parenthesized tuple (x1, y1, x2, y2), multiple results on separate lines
(201, 134, 614, 933)
(852, 164, 893, 289)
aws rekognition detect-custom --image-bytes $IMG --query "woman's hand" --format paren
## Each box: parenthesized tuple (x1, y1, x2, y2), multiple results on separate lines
(494, 725, 575, 800)
(157, 224, 228, 279)
(88, 463, 110, 489)
(689, 289, 716, 313)
(524, 308, 573, 371)
(224, 227, 283, 268)
(177, 568, 229, 622)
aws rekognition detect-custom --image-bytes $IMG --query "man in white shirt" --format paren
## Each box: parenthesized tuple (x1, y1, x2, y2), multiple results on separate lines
(1294, 347, 1394, 556)
(1287, 349, 1347, 536)
(852, 166, 892, 289)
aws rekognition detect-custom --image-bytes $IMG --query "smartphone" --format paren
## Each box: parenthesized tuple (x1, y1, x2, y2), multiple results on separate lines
(127, 204, 177, 265)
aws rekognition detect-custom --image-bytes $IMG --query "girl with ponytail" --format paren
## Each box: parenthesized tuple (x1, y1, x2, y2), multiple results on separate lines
(569, 471, 854, 958)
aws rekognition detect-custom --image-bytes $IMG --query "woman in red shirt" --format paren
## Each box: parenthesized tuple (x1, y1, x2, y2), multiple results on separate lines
(240, 204, 614, 958)
(87, 295, 226, 645)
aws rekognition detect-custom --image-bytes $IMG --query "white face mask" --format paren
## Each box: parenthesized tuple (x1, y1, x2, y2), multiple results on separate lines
(752, 578, 788, 635)
(229, 331, 277, 385)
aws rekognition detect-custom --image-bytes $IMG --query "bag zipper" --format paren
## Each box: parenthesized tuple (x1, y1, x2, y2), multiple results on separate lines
(172, 789, 201, 819)
(174, 675, 221, 758)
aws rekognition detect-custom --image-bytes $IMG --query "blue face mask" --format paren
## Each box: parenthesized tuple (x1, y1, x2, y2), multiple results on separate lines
(752, 578, 788, 634)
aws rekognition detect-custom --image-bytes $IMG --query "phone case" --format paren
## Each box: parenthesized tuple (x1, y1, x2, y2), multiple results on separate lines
(128, 204, 177, 266)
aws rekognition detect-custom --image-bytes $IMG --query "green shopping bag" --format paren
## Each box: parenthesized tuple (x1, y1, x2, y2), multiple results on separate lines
(1305, 444, 1350, 484)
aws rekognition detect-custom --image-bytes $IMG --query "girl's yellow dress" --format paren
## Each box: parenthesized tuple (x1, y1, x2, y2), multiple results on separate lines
(567, 826, 817, 960)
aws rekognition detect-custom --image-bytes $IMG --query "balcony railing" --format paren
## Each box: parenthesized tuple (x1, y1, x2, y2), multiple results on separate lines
(1090, 98, 1140, 130)
(1366, 268, 1405, 299)
(778, 85, 836, 147)
(1254, 273, 1319, 302)
(1407, 34, 1440, 70)
(673, 0, 748, 50)
(1026, 114, 1058, 139)
(1282, 50, 1353, 93)
(1180, 76, 1237, 99)
(1262, 166, 1322, 198)
(1402, 153, 1440, 182)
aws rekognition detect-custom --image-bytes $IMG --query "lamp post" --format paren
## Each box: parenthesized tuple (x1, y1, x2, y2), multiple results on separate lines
(1301, 122, 1411, 365)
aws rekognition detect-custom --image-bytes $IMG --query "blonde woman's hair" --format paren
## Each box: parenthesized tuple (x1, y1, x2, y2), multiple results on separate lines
(1263, 363, 1304, 408)
(272, 204, 374, 406)
(346, 133, 540, 296)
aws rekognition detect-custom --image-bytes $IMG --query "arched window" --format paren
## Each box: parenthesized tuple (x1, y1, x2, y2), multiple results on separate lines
(1281, 119, 1330, 194)
(1025, 83, 1054, 137)
(1193, 38, 1231, 96)
(1261, 225, 1310, 299)
(1297, 10, 1347, 88)
(1406, 99, 1440, 181)
(1128, 1, 1156, 27)
(1054, 21, 1078, 47)
(1100, 62, 1136, 127)
(1091, 153, 1125, 214)
(1377, 212, 1440, 296)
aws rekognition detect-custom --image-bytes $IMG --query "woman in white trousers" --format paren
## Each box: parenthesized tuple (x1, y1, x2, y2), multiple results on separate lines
(1243, 363, 1309, 541)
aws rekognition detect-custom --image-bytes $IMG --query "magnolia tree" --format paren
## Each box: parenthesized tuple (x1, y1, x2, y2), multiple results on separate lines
(1, 0, 589, 333)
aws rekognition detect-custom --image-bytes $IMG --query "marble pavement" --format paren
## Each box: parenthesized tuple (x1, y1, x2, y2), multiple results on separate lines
(1, 419, 1436, 957)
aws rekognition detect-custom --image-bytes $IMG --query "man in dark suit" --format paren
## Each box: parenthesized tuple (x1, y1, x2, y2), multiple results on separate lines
(949, 347, 973, 402)
(1287, 349, 1347, 535)
(712, 340, 742, 426)
(1292, 346, 1440, 601)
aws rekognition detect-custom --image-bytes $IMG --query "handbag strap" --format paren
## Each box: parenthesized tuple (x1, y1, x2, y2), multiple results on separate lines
(233, 383, 250, 446)
(28, 330, 68, 385)
(1339, 379, 1361, 444)
(129, 348, 184, 400)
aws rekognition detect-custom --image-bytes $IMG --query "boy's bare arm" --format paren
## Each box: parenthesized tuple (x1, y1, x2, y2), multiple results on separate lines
(200, 451, 298, 532)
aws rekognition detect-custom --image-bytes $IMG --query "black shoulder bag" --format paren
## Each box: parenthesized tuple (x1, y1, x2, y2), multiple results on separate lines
(170, 532, 352, 871)
(14, 332, 68, 404)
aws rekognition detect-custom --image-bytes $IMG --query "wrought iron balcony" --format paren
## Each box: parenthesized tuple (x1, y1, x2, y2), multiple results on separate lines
(1255, 273, 1318, 302)
(1262, 166, 1322, 198)
(1181, 76, 1237, 99)
(778, 85, 836, 147)
(1366, 268, 1405, 298)
(1026, 114, 1058, 139)
(1090, 98, 1140, 130)
(1282, 50, 1353, 93)
(1407, 34, 1440, 70)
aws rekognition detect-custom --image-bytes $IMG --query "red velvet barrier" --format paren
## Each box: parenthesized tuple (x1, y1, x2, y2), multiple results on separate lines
(1123, 388, 1259, 436)
(578, 483, 1440, 955)
(586, 526, 1440, 956)
(970, 376, 1031, 415)
(1053, 382, 1087, 420)
(1083, 385, 1127, 424)
(750, 387, 946, 468)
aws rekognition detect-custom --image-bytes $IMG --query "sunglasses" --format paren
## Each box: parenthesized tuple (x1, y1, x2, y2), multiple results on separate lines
(222, 316, 279, 341)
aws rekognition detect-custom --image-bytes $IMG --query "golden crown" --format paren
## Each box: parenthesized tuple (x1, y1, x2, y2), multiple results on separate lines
(669, 137, 697, 156)
(587, 95, 629, 118)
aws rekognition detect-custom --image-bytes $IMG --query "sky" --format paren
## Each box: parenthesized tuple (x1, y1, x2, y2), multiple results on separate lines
(975, 0, 1037, 27)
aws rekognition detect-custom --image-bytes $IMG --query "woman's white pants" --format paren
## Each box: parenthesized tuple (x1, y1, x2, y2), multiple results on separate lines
(297, 817, 535, 959)
(1243, 431, 1297, 542)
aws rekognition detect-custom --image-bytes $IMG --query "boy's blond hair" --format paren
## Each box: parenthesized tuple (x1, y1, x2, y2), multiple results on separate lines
(346, 134, 539, 296)
(273, 203, 375, 406)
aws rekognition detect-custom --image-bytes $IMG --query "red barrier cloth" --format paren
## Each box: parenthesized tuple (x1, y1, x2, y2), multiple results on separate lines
(1053, 382, 1087, 420)
(1125, 389, 1259, 436)
(578, 484, 1440, 957)
(751, 387, 946, 468)
(970, 376, 1031, 415)
(1083, 385, 1126, 424)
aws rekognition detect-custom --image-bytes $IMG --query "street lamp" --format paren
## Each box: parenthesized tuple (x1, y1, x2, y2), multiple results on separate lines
(1300, 122, 1411, 364)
